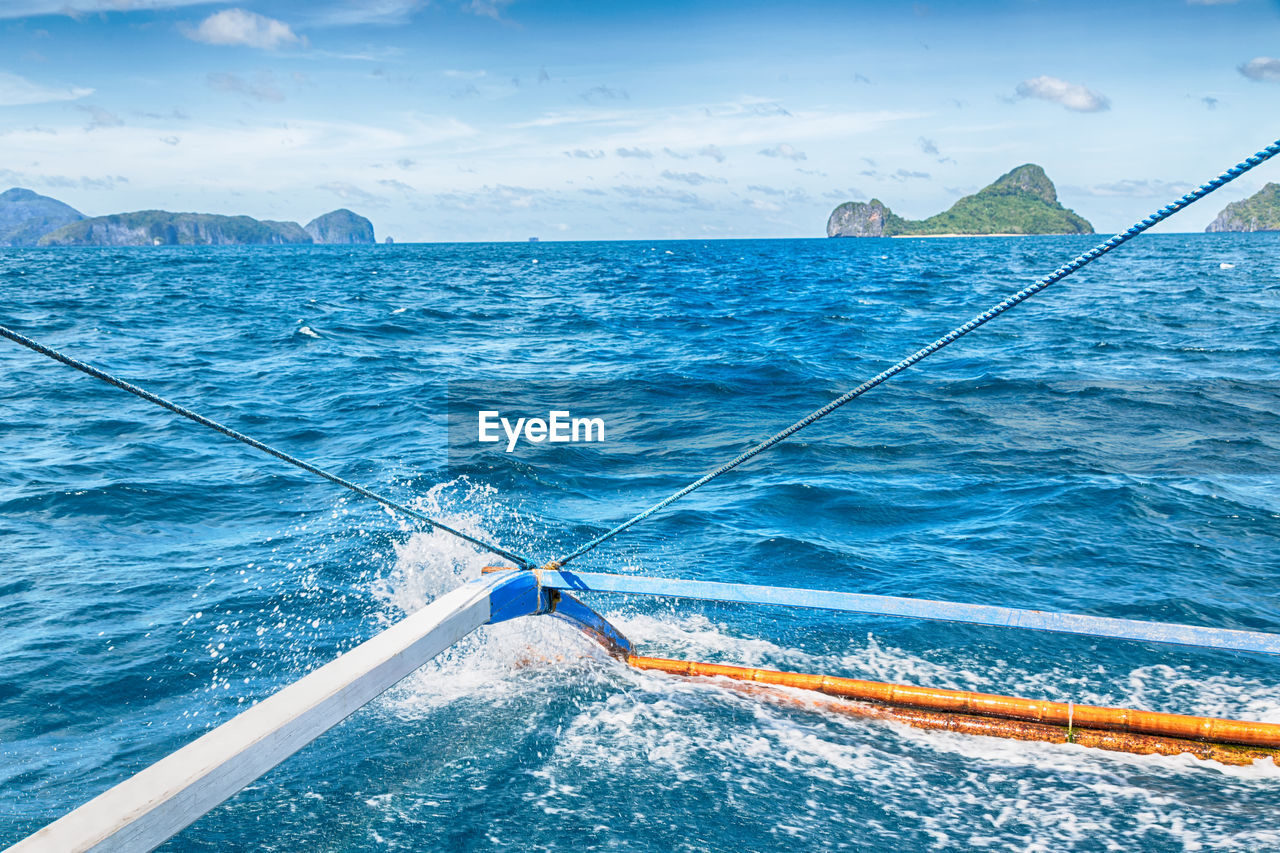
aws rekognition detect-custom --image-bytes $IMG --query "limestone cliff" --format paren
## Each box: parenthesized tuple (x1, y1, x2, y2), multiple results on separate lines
(2, 187, 380, 247)
(39, 211, 314, 246)
(827, 164, 1093, 237)
(1205, 183, 1280, 232)
(304, 209, 375, 244)
(825, 199, 904, 238)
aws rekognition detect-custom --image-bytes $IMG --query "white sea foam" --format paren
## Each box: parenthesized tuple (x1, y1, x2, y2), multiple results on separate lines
(365, 502, 1280, 850)
(370, 481, 608, 715)
(1162, 475, 1280, 516)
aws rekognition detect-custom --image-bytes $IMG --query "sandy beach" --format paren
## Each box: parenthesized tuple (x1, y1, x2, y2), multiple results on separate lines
(890, 232, 1030, 238)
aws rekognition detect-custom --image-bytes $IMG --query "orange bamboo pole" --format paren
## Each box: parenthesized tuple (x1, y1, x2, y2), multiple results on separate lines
(731, 680, 1279, 766)
(628, 655, 1280, 761)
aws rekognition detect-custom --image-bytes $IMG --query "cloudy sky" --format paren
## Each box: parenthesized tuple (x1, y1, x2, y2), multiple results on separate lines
(1, 0, 1278, 241)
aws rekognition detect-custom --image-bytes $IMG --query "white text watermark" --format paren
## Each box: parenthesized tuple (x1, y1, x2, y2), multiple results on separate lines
(477, 410, 606, 452)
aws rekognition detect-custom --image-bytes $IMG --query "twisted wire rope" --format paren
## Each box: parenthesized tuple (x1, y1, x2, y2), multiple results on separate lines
(0, 324, 537, 568)
(552, 138, 1280, 567)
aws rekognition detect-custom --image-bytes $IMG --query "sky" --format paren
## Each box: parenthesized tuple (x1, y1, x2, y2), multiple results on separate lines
(0, 0, 1278, 241)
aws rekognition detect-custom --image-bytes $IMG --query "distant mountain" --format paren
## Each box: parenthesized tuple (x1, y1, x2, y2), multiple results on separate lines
(305, 209, 375, 244)
(39, 211, 314, 246)
(827, 164, 1093, 237)
(0, 188, 85, 247)
(1205, 183, 1280, 232)
(0, 187, 377, 247)
(37, 208, 376, 247)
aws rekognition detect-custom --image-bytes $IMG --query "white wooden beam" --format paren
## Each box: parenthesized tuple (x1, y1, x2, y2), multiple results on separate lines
(10, 570, 532, 853)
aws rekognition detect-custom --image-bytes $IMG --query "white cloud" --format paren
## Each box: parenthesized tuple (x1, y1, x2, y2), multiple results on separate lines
(306, 1, 423, 26)
(464, 0, 515, 20)
(746, 197, 782, 213)
(433, 184, 544, 211)
(186, 8, 301, 50)
(510, 100, 917, 177)
(892, 168, 930, 181)
(207, 71, 285, 102)
(0, 0, 217, 17)
(758, 143, 806, 161)
(660, 170, 726, 186)
(0, 167, 127, 190)
(821, 187, 866, 201)
(1014, 76, 1110, 112)
(318, 181, 384, 206)
(611, 185, 709, 209)
(77, 104, 124, 129)
(659, 144, 726, 162)
(580, 85, 629, 104)
(1239, 57, 1280, 82)
(0, 89, 901, 239)
(1086, 178, 1192, 198)
(0, 71, 92, 106)
(698, 144, 725, 163)
(0, 116, 477, 198)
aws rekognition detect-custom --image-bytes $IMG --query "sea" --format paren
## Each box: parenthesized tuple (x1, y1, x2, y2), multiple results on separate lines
(2, 234, 1279, 851)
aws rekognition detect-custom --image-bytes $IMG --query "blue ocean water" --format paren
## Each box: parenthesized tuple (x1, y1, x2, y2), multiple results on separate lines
(2, 234, 1279, 851)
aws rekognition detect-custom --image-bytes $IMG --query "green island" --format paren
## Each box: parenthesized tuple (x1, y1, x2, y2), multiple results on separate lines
(39, 210, 313, 246)
(0, 187, 374, 247)
(827, 164, 1093, 238)
(1205, 183, 1280, 232)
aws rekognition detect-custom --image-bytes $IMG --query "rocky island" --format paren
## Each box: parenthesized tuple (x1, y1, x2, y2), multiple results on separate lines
(39, 211, 315, 246)
(1205, 183, 1280, 232)
(0, 187, 375, 247)
(304, 209, 375, 244)
(827, 164, 1093, 238)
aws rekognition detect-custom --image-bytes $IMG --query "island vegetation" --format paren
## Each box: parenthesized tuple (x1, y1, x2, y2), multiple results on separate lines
(1205, 183, 1280, 232)
(0, 188, 375, 246)
(827, 164, 1093, 237)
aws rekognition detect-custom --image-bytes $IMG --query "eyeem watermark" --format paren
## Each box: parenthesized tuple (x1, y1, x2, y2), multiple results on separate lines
(478, 410, 606, 452)
(446, 376, 1280, 478)
(447, 380, 626, 472)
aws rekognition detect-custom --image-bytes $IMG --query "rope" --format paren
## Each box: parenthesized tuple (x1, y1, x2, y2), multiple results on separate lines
(0, 325, 536, 569)
(553, 137, 1280, 568)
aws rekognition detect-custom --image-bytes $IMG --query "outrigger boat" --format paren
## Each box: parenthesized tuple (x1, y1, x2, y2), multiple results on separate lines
(6, 138, 1280, 852)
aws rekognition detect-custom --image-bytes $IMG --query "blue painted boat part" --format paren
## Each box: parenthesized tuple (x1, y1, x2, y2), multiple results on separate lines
(485, 571, 633, 657)
(486, 569, 549, 624)
(536, 571, 1280, 657)
(547, 591, 634, 658)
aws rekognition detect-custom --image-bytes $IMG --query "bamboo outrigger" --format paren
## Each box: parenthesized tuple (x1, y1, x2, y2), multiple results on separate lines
(11, 566, 1280, 852)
